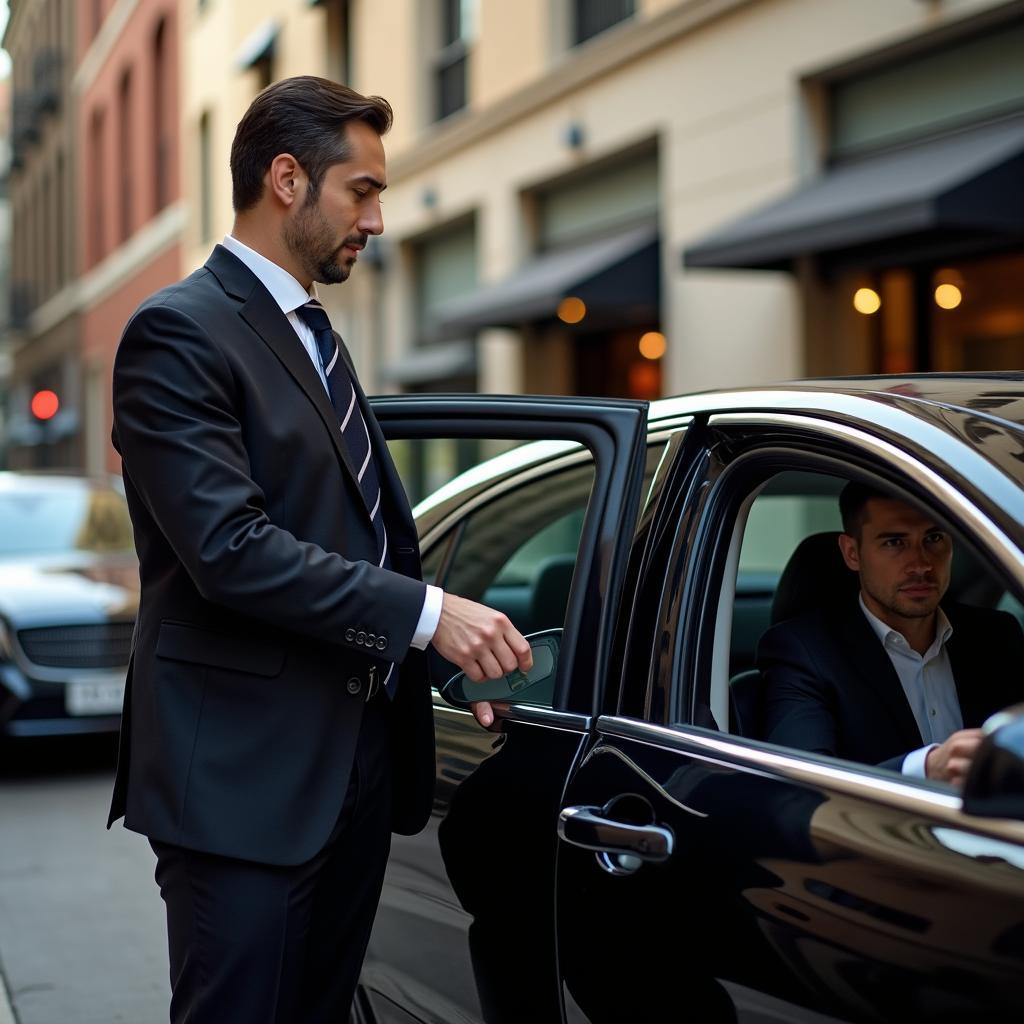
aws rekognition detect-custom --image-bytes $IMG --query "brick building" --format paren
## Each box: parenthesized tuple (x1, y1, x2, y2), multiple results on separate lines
(3, 0, 79, 468)
(76, 0, 181, 475)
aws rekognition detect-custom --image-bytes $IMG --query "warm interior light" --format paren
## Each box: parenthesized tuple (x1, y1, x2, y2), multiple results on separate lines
(556, 296, 586, 324)
(934, 283, 963, 310)
(638, 331, 667, 360)
(853, 287, 881, 315)
(30, 390, 60, 421)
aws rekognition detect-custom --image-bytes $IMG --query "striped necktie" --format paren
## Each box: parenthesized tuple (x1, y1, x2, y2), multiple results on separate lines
(295, 299, 389, 570)
(296, 298, 397, 700)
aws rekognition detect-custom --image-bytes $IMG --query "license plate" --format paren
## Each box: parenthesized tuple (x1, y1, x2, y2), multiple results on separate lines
(65, 675, 126, 716)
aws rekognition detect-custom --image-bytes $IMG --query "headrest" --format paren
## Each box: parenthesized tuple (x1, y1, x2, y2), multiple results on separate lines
(771, 531, 860, 626)
(529, 555, 576, 632)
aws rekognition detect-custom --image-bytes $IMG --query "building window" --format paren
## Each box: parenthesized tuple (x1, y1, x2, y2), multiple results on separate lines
(90, 108, 106, 264)
(118, 68, 133, 242)
(414, 216, 478, 341)
(199, 110, 213, 244)
(324, 0, 352, 85)
(435, 0, 473, 121)
(153, 18, 169, 212)
(829, 20, 1024, 160)
(572, 0, 634, 46)
(55, 149, 65, 287)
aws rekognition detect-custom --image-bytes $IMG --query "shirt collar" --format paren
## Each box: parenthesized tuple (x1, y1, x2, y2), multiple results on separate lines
(222, 235, 316, 315)
(858, 592, 953, 652)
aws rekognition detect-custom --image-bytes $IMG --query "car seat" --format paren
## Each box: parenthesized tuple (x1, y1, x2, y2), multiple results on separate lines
(527, 554, 576, 634)
(730, 532, 858, 737)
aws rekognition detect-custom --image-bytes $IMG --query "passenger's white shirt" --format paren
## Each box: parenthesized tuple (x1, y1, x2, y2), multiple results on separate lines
(859, 594, 962, 778)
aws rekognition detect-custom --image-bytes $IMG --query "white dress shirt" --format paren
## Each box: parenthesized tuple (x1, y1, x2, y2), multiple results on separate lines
(858, 594, 962, 778)
(222, 235, 443, 649)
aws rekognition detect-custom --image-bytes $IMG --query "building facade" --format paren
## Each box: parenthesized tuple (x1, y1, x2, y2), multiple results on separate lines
(3, 0, 182, 474)
(3, 0, 80, 469)
(76, 0, 182, 475)
(182, 0, 1024, 410)
(9, 0, 1020, 472)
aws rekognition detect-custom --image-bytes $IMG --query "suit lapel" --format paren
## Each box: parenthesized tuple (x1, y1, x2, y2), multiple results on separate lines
(837, 603, 924, 746)
(204, 246, 365, 502)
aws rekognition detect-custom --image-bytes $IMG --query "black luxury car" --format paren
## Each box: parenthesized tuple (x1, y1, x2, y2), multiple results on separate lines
(356, 376, 1024, 1024)
(0, 473, 138, 737)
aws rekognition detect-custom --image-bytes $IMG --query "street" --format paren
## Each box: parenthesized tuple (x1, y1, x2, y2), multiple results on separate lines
(0, 736, 168, 1023)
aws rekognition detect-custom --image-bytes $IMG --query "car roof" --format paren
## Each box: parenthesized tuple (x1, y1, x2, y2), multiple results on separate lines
(650, 374, 1024, 429)
(413, 374, 1024, 535)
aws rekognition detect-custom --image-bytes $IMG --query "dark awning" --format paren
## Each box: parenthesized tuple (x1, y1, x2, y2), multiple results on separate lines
(378, 340, 476, 386)
(683, 116, 1024, 271)
(431, 224, 659, 338)
(235, 20, 278, 69)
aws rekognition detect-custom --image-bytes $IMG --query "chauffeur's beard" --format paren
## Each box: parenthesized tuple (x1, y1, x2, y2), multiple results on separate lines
(284, 196, 362, 285)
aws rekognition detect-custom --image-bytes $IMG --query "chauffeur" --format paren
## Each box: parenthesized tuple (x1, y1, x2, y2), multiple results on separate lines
(107, 76, 531, 1024)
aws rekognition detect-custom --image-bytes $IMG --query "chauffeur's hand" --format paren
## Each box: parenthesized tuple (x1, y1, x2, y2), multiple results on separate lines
(925, 728, 985, 786)
(432, 592, 533, 727)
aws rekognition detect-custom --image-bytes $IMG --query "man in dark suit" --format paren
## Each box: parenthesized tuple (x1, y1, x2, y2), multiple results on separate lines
(108, 77, 531, 1023)
(759, 482, 1022, 785)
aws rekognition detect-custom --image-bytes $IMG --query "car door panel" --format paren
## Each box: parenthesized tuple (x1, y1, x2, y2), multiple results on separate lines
(558, 721, 1024, 1023)
(361, 395, 649, 1023)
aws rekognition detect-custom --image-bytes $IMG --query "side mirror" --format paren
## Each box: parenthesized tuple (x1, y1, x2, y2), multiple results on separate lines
(961, 703, 1024, 820)
(438, 630, 561, 709)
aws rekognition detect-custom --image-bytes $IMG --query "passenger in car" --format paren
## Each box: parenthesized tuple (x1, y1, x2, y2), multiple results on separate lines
(758, 482, 1023, 786)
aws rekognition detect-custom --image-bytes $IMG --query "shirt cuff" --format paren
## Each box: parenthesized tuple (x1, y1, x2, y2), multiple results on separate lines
(901, 744, 937, 779)
(410, 585, 443, 650)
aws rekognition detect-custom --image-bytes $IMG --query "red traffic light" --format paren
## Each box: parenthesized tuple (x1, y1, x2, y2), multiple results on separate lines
(30, 390, 60, 421)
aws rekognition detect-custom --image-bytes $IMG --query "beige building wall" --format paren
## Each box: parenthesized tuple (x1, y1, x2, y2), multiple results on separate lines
(181, 0, 389, 375)
(177, 0, 1018, 397)
(349, 0, 1015, 395)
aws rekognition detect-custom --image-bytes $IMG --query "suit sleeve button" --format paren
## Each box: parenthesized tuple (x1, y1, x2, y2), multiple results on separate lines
(344, 628, 356, 642)
(376, 637, 387, 651)
(346, 677, 362, 696)
(366, 633, 376, 648)
(356, 631, 366, 645)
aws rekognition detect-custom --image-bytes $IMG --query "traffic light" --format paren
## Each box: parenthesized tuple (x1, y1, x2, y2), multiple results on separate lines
(30, 389, 60, 421)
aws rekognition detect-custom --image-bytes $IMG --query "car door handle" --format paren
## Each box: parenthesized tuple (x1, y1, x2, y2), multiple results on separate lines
(558, 805, 674, 862)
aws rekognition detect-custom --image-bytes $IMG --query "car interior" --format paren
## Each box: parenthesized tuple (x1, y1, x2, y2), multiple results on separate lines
(713, 469, 1024, 743)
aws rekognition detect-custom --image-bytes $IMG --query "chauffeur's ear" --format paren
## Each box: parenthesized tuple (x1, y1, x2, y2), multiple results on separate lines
(268, 153, 303, 208)
(838, 532, 860, 572)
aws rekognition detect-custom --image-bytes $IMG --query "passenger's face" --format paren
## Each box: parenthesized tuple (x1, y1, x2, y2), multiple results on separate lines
(282, 120, 386, 285)
(839, 499, 952, 625)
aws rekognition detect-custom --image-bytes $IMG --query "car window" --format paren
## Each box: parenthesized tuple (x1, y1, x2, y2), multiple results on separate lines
(425, 441, 668, 708)
(0, 481, 134, 558)
(704, 466, 1024, 787)
(444, 461, 595, 639)
(731, 478, 843, 677)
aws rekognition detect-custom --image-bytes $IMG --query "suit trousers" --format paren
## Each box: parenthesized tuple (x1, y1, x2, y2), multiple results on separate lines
(150, 690, 393, 1024)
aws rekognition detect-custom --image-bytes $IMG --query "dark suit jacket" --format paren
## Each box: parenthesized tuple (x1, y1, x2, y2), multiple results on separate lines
(758, 598, 1024, 771)
(107, 245, 435, 865)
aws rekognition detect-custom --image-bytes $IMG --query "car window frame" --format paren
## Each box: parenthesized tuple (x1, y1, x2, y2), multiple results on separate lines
(664, 413, 1024, 796)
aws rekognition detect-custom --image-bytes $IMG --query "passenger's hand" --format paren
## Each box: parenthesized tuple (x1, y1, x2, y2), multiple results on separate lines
(925, 728, 984, 786)
(431, 593, 533, 726)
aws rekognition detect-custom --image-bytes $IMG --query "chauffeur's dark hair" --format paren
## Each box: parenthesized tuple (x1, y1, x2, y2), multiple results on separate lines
(230, 76, 393, 213)
(839, 481, 893, 540)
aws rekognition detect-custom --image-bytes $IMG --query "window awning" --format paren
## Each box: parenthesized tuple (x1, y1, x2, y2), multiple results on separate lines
(431, 224, 659, 338)
(379, 339, 476, 386)
(683, 116, 1024, 271)
(235, 20, 278, 70)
